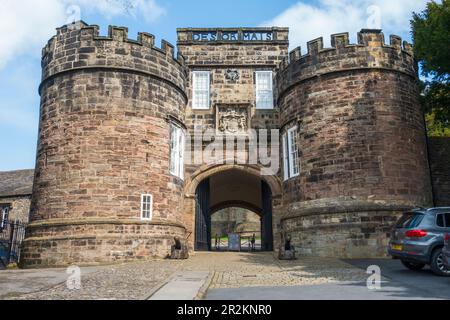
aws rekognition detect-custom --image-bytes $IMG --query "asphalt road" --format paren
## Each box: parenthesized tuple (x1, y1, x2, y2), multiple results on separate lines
(205, 259, 450, 300)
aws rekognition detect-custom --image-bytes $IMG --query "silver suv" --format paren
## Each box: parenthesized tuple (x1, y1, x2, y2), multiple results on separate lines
(388, 207, 450, 276)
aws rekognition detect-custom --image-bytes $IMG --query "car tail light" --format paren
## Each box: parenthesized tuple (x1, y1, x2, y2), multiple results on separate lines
(445, 233, 449, 244)
(405, 229, 428, 238)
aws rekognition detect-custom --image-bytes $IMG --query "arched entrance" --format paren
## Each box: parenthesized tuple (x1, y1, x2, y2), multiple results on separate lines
(193, 167, 274, 252)
(210, 207, 262, 251)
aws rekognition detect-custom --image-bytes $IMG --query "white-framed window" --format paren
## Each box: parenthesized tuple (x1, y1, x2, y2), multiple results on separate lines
(282, 126, 300, 181)
(170, 124, 185, 179)
(255, 71, 274, 109)
(140, 194, 153, 221)
(192, 71, 210, 109)
(1, 206, 9, 229)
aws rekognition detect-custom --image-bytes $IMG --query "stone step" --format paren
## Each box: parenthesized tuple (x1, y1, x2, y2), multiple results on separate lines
(149, 271, 210, 300)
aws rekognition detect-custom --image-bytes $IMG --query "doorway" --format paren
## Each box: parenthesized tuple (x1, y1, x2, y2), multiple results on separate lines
(194, 168, 274, 252)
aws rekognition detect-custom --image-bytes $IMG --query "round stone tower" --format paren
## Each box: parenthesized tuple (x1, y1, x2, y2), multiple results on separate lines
(276, 30, 433, 258)
(21, 22, 187, 267)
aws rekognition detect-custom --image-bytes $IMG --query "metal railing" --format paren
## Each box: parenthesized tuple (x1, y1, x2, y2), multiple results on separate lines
(212, 231, 262, 252)
(0, 221, 27, 267)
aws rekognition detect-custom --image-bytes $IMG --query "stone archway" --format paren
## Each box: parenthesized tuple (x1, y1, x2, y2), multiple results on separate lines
(184, 164, 281, 252)
(185, 164, 282, 198)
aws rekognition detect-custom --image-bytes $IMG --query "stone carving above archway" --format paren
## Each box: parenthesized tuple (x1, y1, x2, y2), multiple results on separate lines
(224, 68, 240, 82)
(216, 104, 251, 135)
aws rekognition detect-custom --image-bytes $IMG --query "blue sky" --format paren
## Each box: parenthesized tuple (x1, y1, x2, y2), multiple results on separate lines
(0, 0, 429, 171)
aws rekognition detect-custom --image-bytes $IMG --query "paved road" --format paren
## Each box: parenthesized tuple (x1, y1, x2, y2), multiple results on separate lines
(205, 259, 450, 300)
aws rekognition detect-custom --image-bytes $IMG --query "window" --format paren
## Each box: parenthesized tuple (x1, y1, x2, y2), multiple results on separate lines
(192, 71, 210, 109)
(445, 213, 450, 227)
(437, 214, 444, 227)
(255, 71, 274, 109)
(282, 126, 300, 181)
(0, 206, 9, 229)
(396, 213, 424, 229)
(170, 125, 185, 179)
(437, 213, 450, 227)
(141, 194, 153, 220)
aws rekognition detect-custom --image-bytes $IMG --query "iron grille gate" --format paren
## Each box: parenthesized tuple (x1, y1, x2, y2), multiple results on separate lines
(0, 221, 26, 267)
(261, 181, 274, 251)
(195, 178, 211, 251)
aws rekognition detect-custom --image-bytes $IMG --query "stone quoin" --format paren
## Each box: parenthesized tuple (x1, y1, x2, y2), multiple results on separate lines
(19, 21, 435, 268)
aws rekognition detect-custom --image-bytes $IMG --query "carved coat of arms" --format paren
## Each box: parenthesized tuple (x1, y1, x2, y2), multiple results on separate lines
(217, 106, 248, 134)
(225, 69, 240, 82)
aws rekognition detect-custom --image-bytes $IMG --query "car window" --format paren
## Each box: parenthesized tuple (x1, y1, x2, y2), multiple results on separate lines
(396, 212, 424, 229)
(445, 213, 450, 228)
(436, 214, 445, 227)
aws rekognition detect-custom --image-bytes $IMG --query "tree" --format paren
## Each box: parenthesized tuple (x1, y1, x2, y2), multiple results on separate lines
(412, 0, 450, 136)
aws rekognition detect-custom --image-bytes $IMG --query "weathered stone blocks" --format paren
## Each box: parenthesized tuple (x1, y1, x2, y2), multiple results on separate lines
(21, 22, 187, 268)
(276, 30, 433, 257)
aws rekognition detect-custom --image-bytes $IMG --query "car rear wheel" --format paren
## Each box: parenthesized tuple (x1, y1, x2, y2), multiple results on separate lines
(430, 248, 450, 277)
(401, 260, 425, 271)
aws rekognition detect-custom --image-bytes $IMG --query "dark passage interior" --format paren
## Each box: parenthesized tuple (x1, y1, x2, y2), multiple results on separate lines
(194, 169, 273, 252)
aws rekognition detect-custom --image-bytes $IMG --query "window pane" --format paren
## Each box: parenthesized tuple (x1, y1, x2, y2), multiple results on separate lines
(437, 214, 444, 227)
(170, 125, 184, 179)
(141, 194, 152, 220)
(445, 213, 450, 227)
(170, 126, 178, 175)
(282, 133, 289, 181)
(396, 213, 424, 229)
(179, 131, 185, 180)
(256, 72, 273, 109)
(193, 71, 210, 109)
(288, 127, 299, 177)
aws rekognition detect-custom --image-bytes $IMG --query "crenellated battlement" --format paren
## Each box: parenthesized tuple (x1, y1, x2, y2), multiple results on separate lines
(277, 29, 416, 97)
(43, 21, 184, 64)
(41, 21, 186, 95)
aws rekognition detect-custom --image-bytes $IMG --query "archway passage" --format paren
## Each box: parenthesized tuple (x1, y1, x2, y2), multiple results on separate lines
(194, 168, 274, 252)
(211, 207, 262, 251)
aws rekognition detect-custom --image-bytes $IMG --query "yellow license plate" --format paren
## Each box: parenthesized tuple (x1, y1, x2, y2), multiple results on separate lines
(392, 244, 403, 251)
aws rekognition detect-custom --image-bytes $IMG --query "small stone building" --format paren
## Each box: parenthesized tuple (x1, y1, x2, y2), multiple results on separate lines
(0, 170, 34, 225)
(15, 21, 448, 268)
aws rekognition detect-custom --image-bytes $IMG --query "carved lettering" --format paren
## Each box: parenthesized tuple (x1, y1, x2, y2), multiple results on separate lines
(192, 30, 273, 42)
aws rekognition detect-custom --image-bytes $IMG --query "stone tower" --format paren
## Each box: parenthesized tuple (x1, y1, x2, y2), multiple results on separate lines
(276, 30, 433, 257)
(20, 23, 434, 267)
(21, 22, 188, 267)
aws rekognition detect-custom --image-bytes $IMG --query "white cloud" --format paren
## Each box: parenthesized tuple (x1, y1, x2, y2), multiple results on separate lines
(0, 0, 166, 70)
(64, 0, 166, 23)
(261, 0, 429, 51)
(0, 0, 67, 69)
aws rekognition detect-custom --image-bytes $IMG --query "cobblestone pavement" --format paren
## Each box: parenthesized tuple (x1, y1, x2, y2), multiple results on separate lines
(3, 259, 183, 300)
(1, 252, 371, 299)
(183, 252, 370, 289)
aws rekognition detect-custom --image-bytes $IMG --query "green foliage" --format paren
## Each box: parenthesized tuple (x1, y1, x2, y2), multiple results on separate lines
(412, 0, 450, 81)
(412, 1, 450, 136)
(425, 110, 450, 137)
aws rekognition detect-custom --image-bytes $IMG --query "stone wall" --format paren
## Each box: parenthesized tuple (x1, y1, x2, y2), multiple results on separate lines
(21, 22, 188, 268)
(177, 28, 288, 166)
(177, 28, 288, 249)
(0, 196, 31, 223)
(428, 137, 450, 206)
(275, 30, 433, 257)
(19, 24, 440, 264)
(211, 207, 260, 237)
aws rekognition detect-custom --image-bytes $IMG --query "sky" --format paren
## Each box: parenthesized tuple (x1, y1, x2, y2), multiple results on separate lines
(0, 0, 430, 171)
